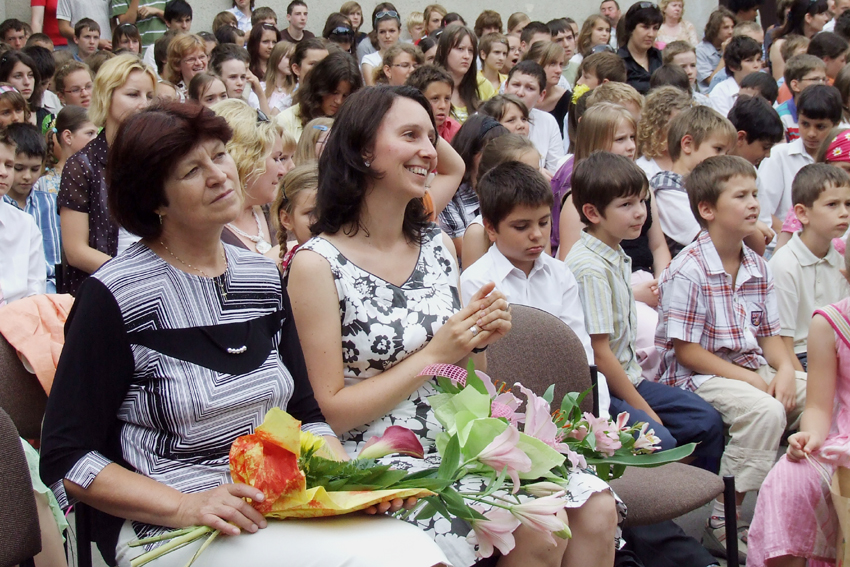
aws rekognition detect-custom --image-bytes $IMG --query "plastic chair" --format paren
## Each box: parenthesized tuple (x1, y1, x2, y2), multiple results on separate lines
(0, 407, 41, 567)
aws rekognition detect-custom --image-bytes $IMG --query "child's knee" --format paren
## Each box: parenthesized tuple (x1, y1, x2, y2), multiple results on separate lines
(653, 423, 677, 451)
(750, 395, 787, 434)
(569, 491, 619, 537)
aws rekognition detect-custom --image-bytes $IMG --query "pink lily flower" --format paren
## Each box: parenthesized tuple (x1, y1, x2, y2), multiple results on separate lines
(583, 412, 622, 457)
(475, 425, 532, 493)
(357, 425, 425, 460)
(491, 392, 525, 425)
(509, 493, 569, 545)
(567, 424, 588, 442)
(562, 445, 588, 470)
(633, 423, 662, 453)
(615, 411, 630, 432)
(524, 481, 567, 497)
(516, 384, 568, 450)
(467, 506, 521, 558)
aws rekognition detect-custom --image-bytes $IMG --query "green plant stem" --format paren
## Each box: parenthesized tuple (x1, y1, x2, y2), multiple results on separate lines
(184, 529, 220, 567)
(128, 527, 198, 547)
(130, 526, 212, 567)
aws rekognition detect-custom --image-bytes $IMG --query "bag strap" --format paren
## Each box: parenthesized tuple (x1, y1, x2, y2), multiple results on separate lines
(817, 304, 850, 351)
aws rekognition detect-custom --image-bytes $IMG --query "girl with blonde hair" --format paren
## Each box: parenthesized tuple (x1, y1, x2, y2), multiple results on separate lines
(271, 163, 319, 270)
(263, 41, 296, 114)
(635, 85, 694, 179)
(294, 116, 333, 165)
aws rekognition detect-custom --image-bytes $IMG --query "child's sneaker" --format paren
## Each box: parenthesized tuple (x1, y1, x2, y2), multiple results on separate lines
(702, 516, 748, 564)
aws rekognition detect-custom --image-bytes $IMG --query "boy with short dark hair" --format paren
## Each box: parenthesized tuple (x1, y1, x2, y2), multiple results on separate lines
(520, 21, 551, 54)
(2, 123, 58, 293)
(547, 18, 579, 86)
(281, 0, 315, 44)
(653, 105, 737, 255)
(738, 71, 779, 105)
(807, 31, 848, 81)
(708, 35, 762, 118)
(575, 51, 627, 89)
(26, 33, 54, 51)
(406, 64, 461, 141)
(727, 95, 783, 168)
(776, 54, 828, 141)
(73, 19, 100, 62)
(768, 164, 850, 371)
(252, 6, 278, 27)
(655, 155, 807, 562)
(142, 1, 194, 71)
(0, 19, 27, 50)
(758, 84, 842, 234)
(504, 60, 564, 171)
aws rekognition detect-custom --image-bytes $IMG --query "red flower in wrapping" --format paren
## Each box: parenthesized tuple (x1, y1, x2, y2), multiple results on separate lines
(229, 429, 305, 514)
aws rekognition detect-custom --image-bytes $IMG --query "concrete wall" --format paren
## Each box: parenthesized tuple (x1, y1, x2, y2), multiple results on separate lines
(3, 0, 718, 46)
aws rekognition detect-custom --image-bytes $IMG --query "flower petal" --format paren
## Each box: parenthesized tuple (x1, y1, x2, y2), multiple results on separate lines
(357, 425, 425, 460)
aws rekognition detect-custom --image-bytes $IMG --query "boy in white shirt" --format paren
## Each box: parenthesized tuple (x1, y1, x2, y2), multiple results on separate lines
(460, 161, 610, 415)
(708, 35, 763, 118)
(503, 60, 565, 172)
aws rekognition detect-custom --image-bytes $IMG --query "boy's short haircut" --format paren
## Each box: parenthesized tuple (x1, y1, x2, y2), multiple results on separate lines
(0, 19, 26, 40)
(667, 105, 737, 162)
(779, 34, 810, 63)
(650, 64, 691, 93)
(74, 18, 100, 37)
(479, 161, 553, 227)
(479, 33, 508, 57)
(686, 155, 757, 228)
(784, 53, 827, 88)
(837, 10, 850, 42)
(797, 84, 843, 123)
(662, 40, 695, 65)
(164, 0, 193, 23)
(572, 151, 648, 224)
(732, 20, 762, 37)
(580, 51, 627, 83)
(5, 122, 46, 159)
(727, 95, 784, 144)
(474, 10, 503, 36)
(792, 162, 850, 207)
(728, 0, 764, 12)
(212, 11, 238, 33)
(26, 33, 53, 48)
(520, 21, 550, 45)
(287, 0, 307, 15)
(252, 7, 277, 26)
(22, 45, 55, 84)
(585, 81, 644, 110)
(405, 63, 453, 92)
(507, 60, 546, 93)
(807, 31, 849, 60)
(740, 71, 779, 104)
(723, 35, 761, 74)
(546, 18, 571, 37)
(54, 60, 91, 93)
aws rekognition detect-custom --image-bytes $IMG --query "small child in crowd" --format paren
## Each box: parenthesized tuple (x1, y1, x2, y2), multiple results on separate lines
(479, 94, 530, 136)
(477, 32, 508, 92)
(769, 164, 850, 371)
(567, 151, 724, 471)
(73, 19, 101, 62)
(406, 64, 461, 142)
(738, 71, 780, 106)
(635, 86, 694, 180)
(36, 105, 97, 196)
(655, 155, 808, 562)
(662, 40, 711, 106)
(726, 95, 784, 169)
(708, 35, 763, 118)
(0, 84, 28, 127)
(272, 163, 318, 271)
(776, 54, 828, 142)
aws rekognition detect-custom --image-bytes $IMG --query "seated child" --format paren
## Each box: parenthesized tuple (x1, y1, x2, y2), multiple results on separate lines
(479, 94, 530, 136)
(738, 71, 779, 106)
(460, 160, 611, 415)
(655, 155, 808, 562)
(748, 234, 850, 567)
(575, 51, 628, 90)
(654, 105, 736, 256)
(73, 18, 101, 62)
(776, 54, 828, 142)
(503, 60, 565, 172)
(2, 123, 59, 292)
(662, 40, 711, 106)
(727, 95, 784, 169)
(773, 34, 810, 104)
(0, 128, 45, 302)
(53, 61, 94, 108)
(758, 85, 842, 235)
(567, 151, 724, 470)
(406, 64, 461, 142)
(769, 164, 850, 371)
(635, 86, 693, 181)
(0, 84, 29, 127)
(0, 18, 27, 50)
(272, 163, 317, 271)
(708, 35, 763, 118)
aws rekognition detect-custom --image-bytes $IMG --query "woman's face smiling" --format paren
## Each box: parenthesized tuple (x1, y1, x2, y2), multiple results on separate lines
(179, 49, 208, 84)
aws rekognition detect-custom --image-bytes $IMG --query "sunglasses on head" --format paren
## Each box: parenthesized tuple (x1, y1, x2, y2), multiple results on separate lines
(257, 109, 270, 123)
(591, 44, 615, 54)
(637, 2, 657, 8)
(330, 26, 354, 36)
(374, 10, 400, 25)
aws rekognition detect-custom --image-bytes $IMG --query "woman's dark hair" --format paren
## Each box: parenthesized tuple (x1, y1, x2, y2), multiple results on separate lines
(247, 23, 281, 77)
(368, 2, 400, 49)
(21, 45, 53, 105)
(451, 113, 509, 185)
(313, 85, 434, 243)
(418, 35, 438, 55)
(622, 2, 663, 46)
(291, 37, 327, 73)
(703, 7, 736, 45)
(294, 51, 362, 126)
(442, 13, 466, 27)
(108, 101, 233, 240)
(209, 43, 250, 75)
(435, 25, 481, 113)
(214, 24, 240, 45)
(0, 50, 42, 107)
(775, 0, 829, 40)
(323, 12, 355, 52)
(112, 23, 142, 52)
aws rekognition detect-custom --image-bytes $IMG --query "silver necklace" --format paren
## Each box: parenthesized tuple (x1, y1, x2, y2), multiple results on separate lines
(226, 208, 272, 253)
(160, 241, 228, 300)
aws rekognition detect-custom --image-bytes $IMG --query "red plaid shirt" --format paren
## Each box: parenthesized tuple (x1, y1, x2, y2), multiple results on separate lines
(654, 231, 779, 391)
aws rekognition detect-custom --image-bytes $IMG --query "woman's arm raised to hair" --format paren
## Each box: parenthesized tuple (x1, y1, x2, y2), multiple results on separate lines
(60, 209, 112, 274)
(427, 137, 464, 216)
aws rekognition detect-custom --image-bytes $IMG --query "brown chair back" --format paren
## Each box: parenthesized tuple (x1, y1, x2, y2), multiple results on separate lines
(486, 305, 595, 415)
(0, 407, 41, 566)
(0, 333, 48, 440)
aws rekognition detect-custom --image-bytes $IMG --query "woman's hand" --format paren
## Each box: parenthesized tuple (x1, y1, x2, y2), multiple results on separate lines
(175, 484, 269, 536)
(246, 69, 262, 92)
(787, 431, 823, 462)
(363, 496, 419, 515)
(632, 278, 659, 308)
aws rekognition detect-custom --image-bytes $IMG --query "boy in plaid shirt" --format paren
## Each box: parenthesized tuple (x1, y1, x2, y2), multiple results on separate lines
(655, 155, 807, 563)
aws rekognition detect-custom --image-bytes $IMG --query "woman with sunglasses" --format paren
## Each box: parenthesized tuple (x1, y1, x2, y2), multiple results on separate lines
(618, 2, 664, 94)
(323, 13, 356, 54)
(361, 5, 402, 86)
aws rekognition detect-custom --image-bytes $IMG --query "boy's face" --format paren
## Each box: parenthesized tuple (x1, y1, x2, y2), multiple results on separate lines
(422, 81, 453, 128)
(482, 43, 508, 72)
(3, 29, 26, 50)
(686, 133, 731, 168)
(521, 32, 551, 54)
(552, 29, 576, 59)
(504, 72, 544, 110)
(797, 183, 850, 239)
(700, 174, 760, 237)
(577, 69, 600, 89)
(671, 51, 697, 86)
(0, 101, 25, 127)
(167, 16, 192, 32)
(503, 36, 521, 73)
(11, 153, 42, 200)
(77, 27, 100, 57)
(589, 192, 647, 245)
(288, 6, 308, 31)
(799, 113, 836, 155)
(733, 54, 762, 82)
(791, 69, 828, 95)
(0, 143, 14, 197)
(485, 203, 551, 274)
(732, 132, 775, 167)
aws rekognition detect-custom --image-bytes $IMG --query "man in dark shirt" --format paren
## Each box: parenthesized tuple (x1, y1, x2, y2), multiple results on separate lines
(280, 0, 315, 43)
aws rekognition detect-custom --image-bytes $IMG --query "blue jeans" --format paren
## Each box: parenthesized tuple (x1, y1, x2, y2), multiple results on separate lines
(609, 380, 724, 473)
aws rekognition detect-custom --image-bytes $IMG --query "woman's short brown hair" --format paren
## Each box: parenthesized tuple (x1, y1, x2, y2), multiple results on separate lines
(108, 101, 233, 239)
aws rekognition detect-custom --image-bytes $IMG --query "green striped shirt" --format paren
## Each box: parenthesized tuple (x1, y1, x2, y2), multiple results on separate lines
(111, 0, 167, 48)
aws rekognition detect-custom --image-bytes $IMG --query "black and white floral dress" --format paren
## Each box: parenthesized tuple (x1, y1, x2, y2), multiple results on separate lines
(299, 224, 622, 566)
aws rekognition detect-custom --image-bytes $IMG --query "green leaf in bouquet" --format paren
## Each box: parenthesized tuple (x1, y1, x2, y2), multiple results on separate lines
(414, 501, 439, 521)
(464, 358, 490, 396)
(426, 392, 454, 412)
(458, 417, 507, 460)
(481, 465, 508, 497)
(515, 432, 566, 479)
(440, 486, 487, 521)
(596, 463, 612, 482)
(393, 477, 454, 491)
(435, 376, 462, 395)
(584, 443, 696, 468)
(438, 435, 461, 480)
(434, 385, 491, 433)
(435, 432, 449, 455)
(421, 495, 452, 521)
(542, 384, 555, 405)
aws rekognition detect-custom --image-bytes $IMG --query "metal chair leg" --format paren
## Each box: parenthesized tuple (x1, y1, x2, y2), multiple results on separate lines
(723, 476, 738, 567)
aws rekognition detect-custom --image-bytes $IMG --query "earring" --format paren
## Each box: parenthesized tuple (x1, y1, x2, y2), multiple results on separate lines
(364, 160, 371, 167)
(158, 214, 163, 225)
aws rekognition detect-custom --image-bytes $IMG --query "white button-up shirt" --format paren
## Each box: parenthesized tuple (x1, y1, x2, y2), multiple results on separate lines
(757, 137, 814, 225)
(0, 200, 46, 303)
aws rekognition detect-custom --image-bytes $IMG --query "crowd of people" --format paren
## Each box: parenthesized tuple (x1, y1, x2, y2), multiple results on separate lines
(4, 0, 850, 565)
